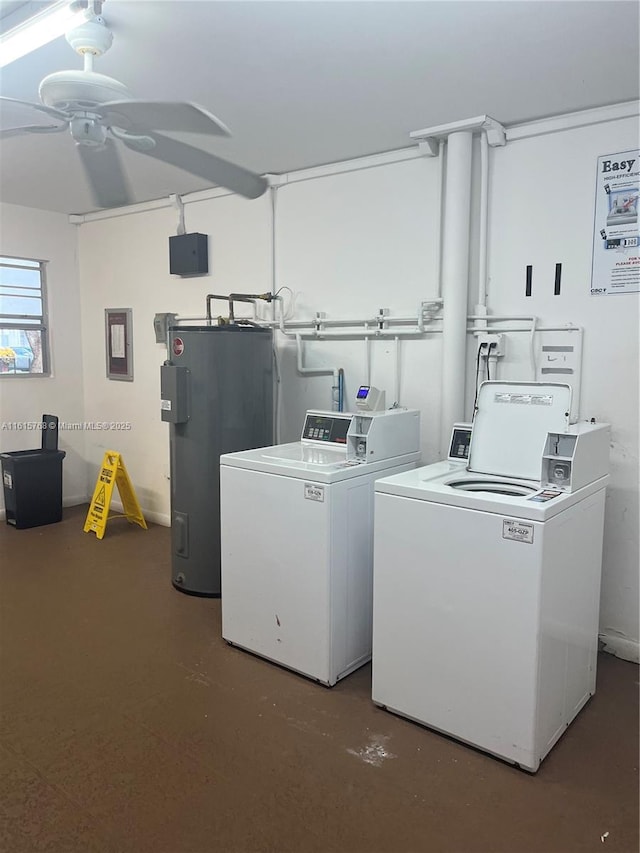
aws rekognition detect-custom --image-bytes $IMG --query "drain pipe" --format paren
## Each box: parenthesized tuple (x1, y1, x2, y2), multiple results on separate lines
(410, 116, 505, 456)
(440, 130, 473, 455)
(295, 334, 341, 411)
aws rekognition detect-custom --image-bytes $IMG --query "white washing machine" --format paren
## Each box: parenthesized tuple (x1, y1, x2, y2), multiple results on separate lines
(372, 382, 610, 772)
(220, 404, 421, 686)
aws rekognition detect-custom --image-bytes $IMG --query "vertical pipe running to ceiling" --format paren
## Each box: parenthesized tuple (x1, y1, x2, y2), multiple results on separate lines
(477, 132, 489, 312)
(270, 185, 278, 317)
(440, 130, 473, 457)
(269, 185, 280, 440)
(435, 139, 446, 298)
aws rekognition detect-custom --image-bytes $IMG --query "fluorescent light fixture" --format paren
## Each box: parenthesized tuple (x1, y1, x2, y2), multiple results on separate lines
(0, 1, 85, 69)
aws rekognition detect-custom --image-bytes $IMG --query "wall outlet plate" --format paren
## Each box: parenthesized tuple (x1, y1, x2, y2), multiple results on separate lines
(476, 332, 505, 357)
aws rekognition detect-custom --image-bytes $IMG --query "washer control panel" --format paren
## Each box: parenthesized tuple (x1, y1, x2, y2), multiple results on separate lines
(448, 423, 472, 461)
(302, 413, 351, 445)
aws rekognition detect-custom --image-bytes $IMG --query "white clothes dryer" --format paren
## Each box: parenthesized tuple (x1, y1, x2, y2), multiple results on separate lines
(371, 382, 610, 772)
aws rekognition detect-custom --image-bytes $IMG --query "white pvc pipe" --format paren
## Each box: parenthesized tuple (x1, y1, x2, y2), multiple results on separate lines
(435, 139, 445, 298)
(270, 186, 278, 322)
(364, 324, 371, 384)
(477, 132, 489, 309)
(176, 312, 577, 337)
(292, 329, 425, 339)
(468, 324, 578, 333)
(468, 314, 536, 321)
(295, 334, 340, 410)
(394, 336, 401, 406)
(440, 130, 473, 456)
(272, 313, 433, 330)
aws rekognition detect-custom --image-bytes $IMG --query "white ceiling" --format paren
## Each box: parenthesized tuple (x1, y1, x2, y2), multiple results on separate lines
(1, 0, 638, 215)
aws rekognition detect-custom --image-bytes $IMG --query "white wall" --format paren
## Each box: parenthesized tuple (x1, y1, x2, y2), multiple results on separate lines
(0, 203, 86, 513)
(274, 157, 443, 455)
(77, 196, 273, 522)
(485, 116, 639, 663)
(74, 107, 639, 660)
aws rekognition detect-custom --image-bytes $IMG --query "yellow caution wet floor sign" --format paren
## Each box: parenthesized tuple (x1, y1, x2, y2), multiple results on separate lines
(84, 451, 147, 539)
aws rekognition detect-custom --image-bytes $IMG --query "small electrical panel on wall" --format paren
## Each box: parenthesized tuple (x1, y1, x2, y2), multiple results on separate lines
(169, 233, 209, 277)
(535, 329, 583, 422)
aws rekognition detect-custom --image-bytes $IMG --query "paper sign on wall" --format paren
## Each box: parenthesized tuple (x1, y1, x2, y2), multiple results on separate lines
(590, 149, 639, 295)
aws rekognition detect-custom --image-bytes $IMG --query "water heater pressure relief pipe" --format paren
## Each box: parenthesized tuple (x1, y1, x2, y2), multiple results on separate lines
(228, 292, 273, 324)
(205, 292, 273, 325)
(205, 293, 231, 324)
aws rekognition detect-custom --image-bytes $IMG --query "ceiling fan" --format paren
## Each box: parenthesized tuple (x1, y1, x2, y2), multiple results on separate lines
(0, 4, 267, 207)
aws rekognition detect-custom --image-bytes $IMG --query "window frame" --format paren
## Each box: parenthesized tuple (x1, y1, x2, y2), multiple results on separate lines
(0, 255, 50, 378)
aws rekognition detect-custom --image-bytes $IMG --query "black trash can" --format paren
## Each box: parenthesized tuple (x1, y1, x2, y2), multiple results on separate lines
(1, 415, 66, 529)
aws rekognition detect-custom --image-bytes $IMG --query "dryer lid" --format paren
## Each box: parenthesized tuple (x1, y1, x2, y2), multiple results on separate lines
(469, 381, 572, 480)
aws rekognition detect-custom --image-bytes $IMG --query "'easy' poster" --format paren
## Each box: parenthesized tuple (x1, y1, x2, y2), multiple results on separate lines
(591, 149, 639, 295)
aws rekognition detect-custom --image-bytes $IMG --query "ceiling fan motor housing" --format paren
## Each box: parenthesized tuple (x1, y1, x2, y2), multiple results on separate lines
(39, 71, 131, 111)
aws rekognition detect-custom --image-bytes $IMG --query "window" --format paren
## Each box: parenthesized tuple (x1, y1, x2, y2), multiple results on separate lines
(0, 256, 50, 376)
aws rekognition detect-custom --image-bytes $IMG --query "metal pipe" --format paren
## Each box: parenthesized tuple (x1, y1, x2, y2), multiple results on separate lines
(205, 293, 231, 324)
(227, 292, 272, 324)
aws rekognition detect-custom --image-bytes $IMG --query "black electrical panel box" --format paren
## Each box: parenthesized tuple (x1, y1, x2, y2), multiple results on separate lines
(169, 233, 209, 277)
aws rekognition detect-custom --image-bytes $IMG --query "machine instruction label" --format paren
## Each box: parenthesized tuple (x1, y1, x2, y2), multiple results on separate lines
(304, 483, 325, 502)
(495, 393, 553, 406)
(591, 149, 639, 295)
(3, 471, 12, 489)
(528, 489, 562, 503)
(502, 519, 534, 544)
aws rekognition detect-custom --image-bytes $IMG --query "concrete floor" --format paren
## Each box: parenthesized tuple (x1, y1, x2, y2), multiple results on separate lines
(0, 506, 638, 853)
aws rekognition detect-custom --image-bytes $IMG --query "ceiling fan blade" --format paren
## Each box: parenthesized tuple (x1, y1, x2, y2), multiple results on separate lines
(77, 138, 134, 209)
(98, 101, 231, 137)
(0, 96, 70, 123)
(1, 123, 69, 139)
(127, 132, 267, 200)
